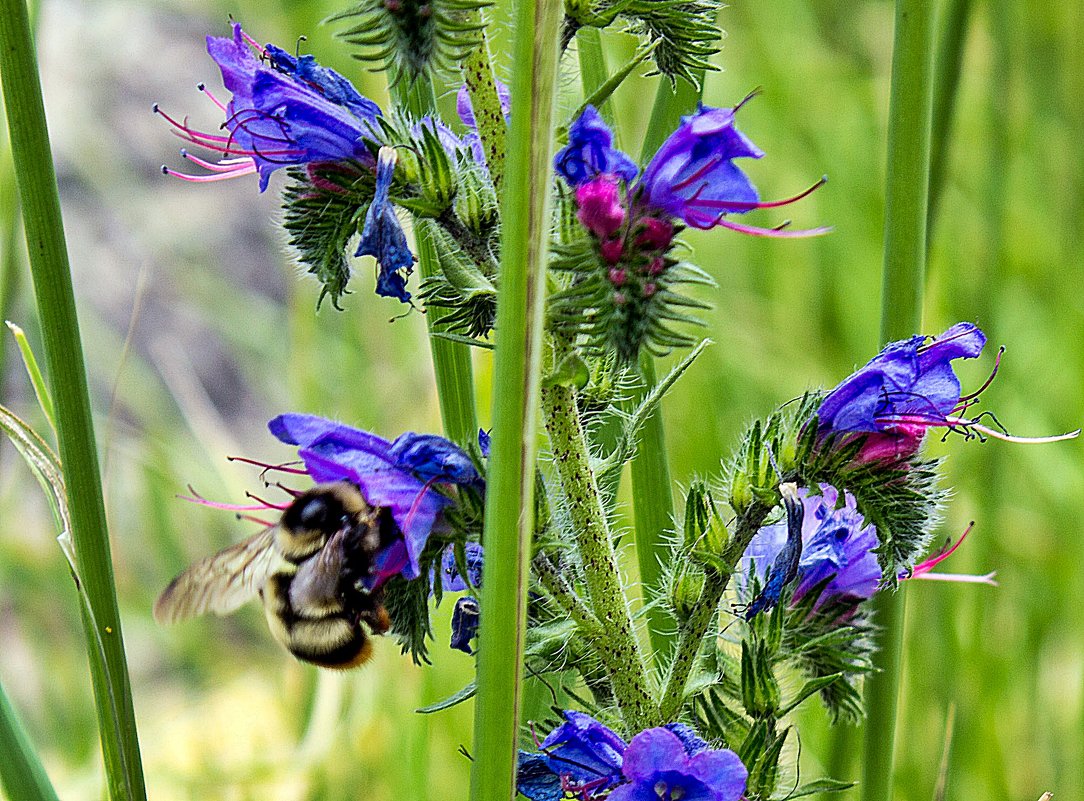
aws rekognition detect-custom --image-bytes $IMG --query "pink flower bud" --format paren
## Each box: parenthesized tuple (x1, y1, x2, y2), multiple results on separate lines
(576, 176, 626, 239)
(600, 238, 625, 264)
(608, 267, 627, 286)
(642, 282, 657, 298)
(635, 217, 674, 251)
(647, 257, 666, 277)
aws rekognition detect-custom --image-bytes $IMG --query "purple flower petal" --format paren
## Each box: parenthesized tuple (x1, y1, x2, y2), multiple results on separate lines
(619, 727, 688, 782)
(554, 105, 638, 187)
(356, 147, 416, 303)
(686, 749, 747, 801)
(540, 710, 627, 788)
(638, 104, 762, 228)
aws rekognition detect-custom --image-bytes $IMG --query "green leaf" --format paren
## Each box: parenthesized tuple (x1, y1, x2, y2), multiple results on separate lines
(780, 673, 844, 716)
(784, 778, 857, 798)
(417, 682, 477, 714)
(5, 321, 54, 432)
(0, 681, 60, 801)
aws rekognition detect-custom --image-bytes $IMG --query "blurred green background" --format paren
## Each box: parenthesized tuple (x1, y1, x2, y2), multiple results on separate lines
(0, 0, 1081, 799)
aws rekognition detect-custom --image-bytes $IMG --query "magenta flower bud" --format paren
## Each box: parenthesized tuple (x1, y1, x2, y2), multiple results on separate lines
(635, 217, 675, 251)
(576, 176, 627, 238)
(600, 238, 625, 264)
(647, 257, 666, 277)
(608, 267, 627, 286)
(613, 291, 627, 306)
(642, 282, 657, 298)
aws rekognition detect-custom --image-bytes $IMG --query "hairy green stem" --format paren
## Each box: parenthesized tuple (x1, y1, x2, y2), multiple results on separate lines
(460, 13, 506, 193)
(0, 682, 59, 801)
(630, 77, 701, 667)
(861, 0, 936, 798)
(658, 502, 771, 721)
(540, 377, 654, 731)
(469, 3, 562, 798)
(395, 78, 479, 448)
(0, 2, 147, 799)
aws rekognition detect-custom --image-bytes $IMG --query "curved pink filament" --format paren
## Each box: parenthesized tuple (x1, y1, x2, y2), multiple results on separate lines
(710, 216, 832, 238)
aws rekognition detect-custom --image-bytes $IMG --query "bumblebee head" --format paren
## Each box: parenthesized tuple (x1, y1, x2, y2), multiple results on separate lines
(278, 482, 371, 562)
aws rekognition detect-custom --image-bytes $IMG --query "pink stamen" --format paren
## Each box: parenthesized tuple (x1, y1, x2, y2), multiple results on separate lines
(154, 105, 230, 142)
(239, 26, 265, 54)
(733, 87, 762, 112)
(941, 418, 1081, 445)
(402, 475, 442, 536)
(237, 514, 276, 527)
(912, 571, 998, 586)
(178, 487, 280, 512)
(910, 522, 974, 577)
(197, 82, 227, 113)
(668, 153, 723, 194)
(245, 491, 290, 511)
(698, 176, 828, 211)
(180, 150, 255, 172)
(226, 456, 309, 475)
(958, 346, 1004, 402)
(710, 216, 832, 238)
(162, 164, 258, 183)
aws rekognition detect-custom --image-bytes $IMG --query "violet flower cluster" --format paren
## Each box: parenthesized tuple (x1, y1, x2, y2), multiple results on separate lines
(518, 712, 747, 801)
(268, 413, 480, 590)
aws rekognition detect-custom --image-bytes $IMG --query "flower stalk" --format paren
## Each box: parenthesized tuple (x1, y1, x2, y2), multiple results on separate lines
(861, 0, 936, 797)
(541, 372, 655, 731)
(0, 1, 147, 798)
(658, 501, 772, 721)
(469, 1, 562, 798)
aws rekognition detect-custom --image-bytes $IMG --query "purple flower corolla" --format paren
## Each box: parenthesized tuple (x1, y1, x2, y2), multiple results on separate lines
(517, 711, 628, 800)
(816, 322, 988, 462)
(356, 147, 416, 303)
(268, 413, 479, 588)
(740, 485, 881, 609)
(435, 542, 484, 592)
(449, 595, 480, 653)
(157, 23, 381, 191)
(608, 727, 747, 801)
(556, 100, 827, 240)
(554, 105, 638, 187)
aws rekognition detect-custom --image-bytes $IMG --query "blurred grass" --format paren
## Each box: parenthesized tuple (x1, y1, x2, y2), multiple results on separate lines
(0, 0, 1080, 799)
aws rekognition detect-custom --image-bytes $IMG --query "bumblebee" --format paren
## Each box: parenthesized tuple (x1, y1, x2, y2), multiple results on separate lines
(155, 481, 396, 669)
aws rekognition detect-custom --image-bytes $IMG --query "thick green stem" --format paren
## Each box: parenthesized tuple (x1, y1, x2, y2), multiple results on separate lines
(629, 77, 701, 667)
(394, 78, 479, 447)
(469, 3, 562, 799)
(0, 681, 59, 801)
(0, 2, 146, 799)
(658, 503, 771, 721)
(861, 0, 935, 798)
(460, 14, 506, 193)
(541, 379, 655, 731)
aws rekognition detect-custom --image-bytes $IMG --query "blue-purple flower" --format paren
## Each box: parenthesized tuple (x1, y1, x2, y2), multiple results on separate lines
(554, 105, 638, 187)
(355, 147, 416, 303)
(449, 595, 480, 654)
(268, 413, 479, 589)
(608, 727, 747, 801)
(518, 711, 628, 800)
(740, 485, 881, 610)
(555, 100, 826, 240)
(158, 23, 381, 191)
(517, 714, 745, 801)
(816, 322, 988, 462)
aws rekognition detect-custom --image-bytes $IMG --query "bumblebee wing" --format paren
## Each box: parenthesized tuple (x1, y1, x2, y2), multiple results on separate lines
(154, 527, 283, 624)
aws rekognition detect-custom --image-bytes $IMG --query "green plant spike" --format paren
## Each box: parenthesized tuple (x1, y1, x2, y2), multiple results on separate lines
(0, 681, 61, 801)
(468, 1, 563, 798)
(6, 321, 55, 431)
(861, 0, 936, 799)
(0, 2, 147, 799)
